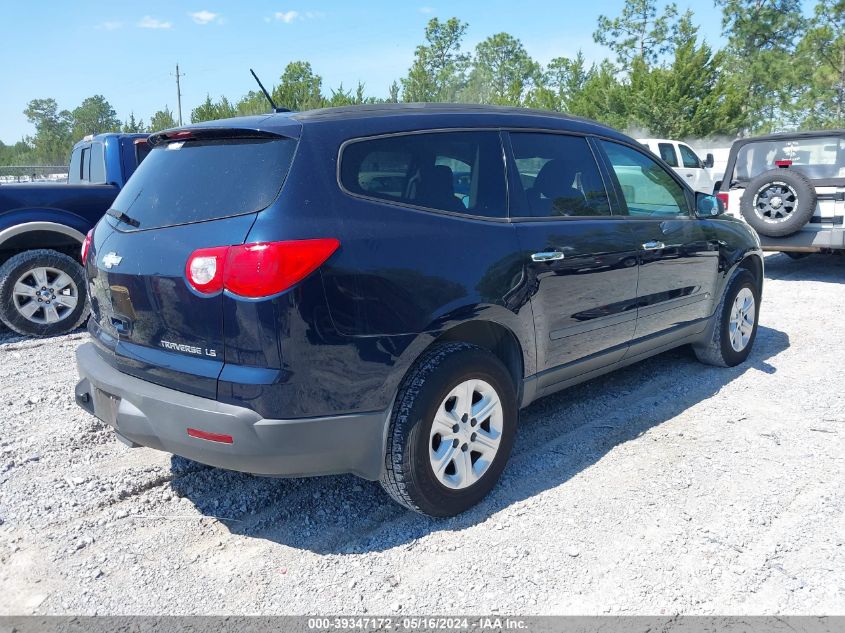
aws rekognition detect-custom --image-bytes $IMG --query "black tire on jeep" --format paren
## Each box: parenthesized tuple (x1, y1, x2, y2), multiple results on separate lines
(0, 249, 89, 337)
(380, 342, 518, 517)
(739, 169, 817, 237)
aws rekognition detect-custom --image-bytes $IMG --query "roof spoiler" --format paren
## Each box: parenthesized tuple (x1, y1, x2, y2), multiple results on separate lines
(148, 127, 287, 147)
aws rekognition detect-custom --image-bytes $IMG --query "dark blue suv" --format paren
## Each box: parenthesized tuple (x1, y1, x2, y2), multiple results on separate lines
(74, 104, 763, 516)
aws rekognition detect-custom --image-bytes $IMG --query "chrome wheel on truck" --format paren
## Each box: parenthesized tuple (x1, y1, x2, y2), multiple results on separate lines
(12, 265, 80, 325)
(0, 249, 89, 337)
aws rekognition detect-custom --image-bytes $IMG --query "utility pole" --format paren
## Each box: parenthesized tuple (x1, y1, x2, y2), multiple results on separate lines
(173, 63, 185, 126)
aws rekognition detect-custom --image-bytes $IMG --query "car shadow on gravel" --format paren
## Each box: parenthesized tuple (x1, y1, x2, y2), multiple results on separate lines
(169, 324, 789, 555)
(0, 323, 87, 346)
(763, 252, 845, 283)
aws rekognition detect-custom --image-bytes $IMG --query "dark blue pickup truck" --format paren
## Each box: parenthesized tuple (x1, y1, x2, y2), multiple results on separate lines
(0, 132, 149, 336)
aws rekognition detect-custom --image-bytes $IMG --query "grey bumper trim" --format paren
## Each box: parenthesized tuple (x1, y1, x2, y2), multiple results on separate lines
(74, 343, 388, 480)
(759, 228, 845, 251)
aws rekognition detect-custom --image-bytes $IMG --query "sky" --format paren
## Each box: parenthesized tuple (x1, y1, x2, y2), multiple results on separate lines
(0, 0, 735, 144)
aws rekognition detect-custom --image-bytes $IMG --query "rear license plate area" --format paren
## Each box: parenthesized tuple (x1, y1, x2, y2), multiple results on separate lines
(93, 388, 120, 427)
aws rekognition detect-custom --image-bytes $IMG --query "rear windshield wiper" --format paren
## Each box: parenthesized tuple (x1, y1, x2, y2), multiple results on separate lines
(106, 208, 140, 228)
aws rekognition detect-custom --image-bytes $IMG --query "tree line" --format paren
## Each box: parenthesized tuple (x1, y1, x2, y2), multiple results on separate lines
(2, 0, 843, 166)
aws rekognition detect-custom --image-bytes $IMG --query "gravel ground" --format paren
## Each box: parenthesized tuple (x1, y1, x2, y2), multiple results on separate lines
(0, 252, 843, 615)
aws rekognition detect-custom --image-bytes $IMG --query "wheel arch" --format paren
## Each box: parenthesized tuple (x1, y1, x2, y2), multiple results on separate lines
(432, 320, 525, 394)
(737, 252, 764, 294)
(0, 221, 87, 265)
(390, 317, 527, 415)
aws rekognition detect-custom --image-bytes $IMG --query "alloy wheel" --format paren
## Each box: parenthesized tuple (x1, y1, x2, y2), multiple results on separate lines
(728, 287, 755, 352)
(753, 182, 797, 223)
(12, 266, 79, 325)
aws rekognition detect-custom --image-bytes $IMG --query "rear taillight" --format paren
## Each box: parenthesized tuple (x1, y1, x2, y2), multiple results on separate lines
(185, 246, 227, 294)
(716, 192, 729, 212)
(81, 229, 93, 263)
(185, 238, 340, 298)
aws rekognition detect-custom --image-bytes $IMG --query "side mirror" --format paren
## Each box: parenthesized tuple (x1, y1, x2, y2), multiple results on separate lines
(696, 192, 724, 218)
(704, 153, 714, 169)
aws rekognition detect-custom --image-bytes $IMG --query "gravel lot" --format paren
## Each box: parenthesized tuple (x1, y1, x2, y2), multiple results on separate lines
(1, 252, 843, 615)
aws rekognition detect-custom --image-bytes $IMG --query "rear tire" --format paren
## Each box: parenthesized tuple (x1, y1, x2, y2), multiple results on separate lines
(380, 342, 517, 517)
(0, 249, 89, 337)
(693, 269, 759, 367)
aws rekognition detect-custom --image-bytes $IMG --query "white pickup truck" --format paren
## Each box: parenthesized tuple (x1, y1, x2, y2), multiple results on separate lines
(638, 138, 718, 194)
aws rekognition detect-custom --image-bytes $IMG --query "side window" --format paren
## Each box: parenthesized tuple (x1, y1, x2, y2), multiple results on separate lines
(339, 131, 506, 218)
(679, 144, 701, 169)
(67, 148, 82, 183)
(89, 143, 106, 183)
(509, 133, 611, 217)
(80, 147, 91, 182)
(600, 140, 689, 217)
(658, 142, 679, 167)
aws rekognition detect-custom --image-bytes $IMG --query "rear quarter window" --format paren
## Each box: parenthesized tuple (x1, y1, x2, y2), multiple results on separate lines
(67, 148, 83, 183)
(109, 137, 297, 231)
(339, 131, 507, 218)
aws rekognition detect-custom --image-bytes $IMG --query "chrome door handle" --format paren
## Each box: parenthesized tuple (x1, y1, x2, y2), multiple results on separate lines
(642, 241, 666, 250)
(531, 251, 565, 262)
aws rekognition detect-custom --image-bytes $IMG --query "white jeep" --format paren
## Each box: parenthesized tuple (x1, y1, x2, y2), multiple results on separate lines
(718, 131, 845, 254)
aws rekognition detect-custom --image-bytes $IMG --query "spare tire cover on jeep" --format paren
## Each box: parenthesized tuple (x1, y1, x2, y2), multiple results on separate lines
(739, 169, 817, 237)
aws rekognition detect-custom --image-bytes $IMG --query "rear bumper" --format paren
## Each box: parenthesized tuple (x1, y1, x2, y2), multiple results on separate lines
(74, 342, 388, 480)
(759, 228, 845, 252)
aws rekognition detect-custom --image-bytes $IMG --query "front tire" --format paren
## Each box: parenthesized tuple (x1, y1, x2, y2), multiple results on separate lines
(0, 249, 89, 337)
(380, 342, 518, 517)
(693, 269, 760, 367)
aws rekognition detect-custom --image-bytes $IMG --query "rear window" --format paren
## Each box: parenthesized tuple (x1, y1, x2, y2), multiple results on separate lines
(89, 143, 106, 183)
(109, 137, 296, 230)
(733, 135, 845, 182)
(339, 131, 507, 218)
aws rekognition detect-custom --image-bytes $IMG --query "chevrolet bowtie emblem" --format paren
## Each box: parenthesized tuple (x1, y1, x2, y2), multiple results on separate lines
(102, 252, 123, 269)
